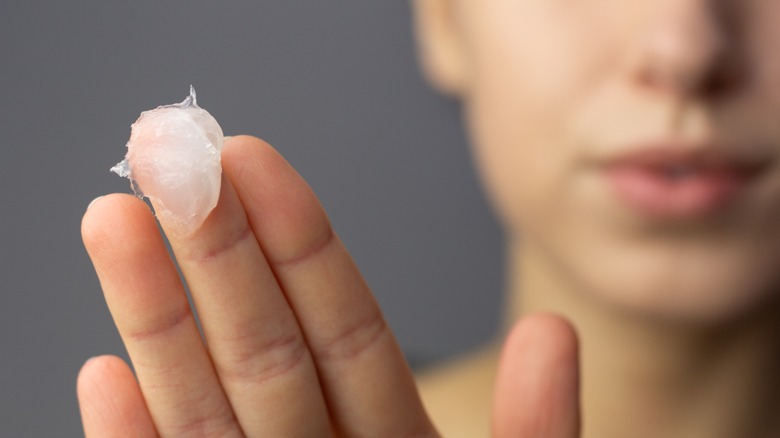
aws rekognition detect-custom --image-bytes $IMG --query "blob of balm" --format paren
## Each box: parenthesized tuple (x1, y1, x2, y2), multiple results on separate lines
(112, 86, 224, 234)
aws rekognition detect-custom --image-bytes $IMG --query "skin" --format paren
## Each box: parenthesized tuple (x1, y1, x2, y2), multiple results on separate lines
(78, 0, 780, 437)
(79, 137, 578, 437)
(414, 0, 780, 436)
(451, 0, 780, 323)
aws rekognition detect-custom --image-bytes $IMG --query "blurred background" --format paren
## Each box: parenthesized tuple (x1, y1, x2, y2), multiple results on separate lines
(0, 1, 503, 435)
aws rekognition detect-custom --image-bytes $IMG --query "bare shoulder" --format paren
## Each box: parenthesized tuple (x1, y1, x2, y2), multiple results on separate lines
(415, 344, 501, 438)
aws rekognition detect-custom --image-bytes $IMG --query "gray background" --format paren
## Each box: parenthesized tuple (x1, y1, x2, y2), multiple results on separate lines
(0, 1, 504, 435)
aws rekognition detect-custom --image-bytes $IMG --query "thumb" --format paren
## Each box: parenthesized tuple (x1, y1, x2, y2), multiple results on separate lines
(492, 313, 581, 438)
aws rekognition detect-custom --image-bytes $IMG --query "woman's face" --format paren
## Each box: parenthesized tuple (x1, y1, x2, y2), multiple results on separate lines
(423, 0, 780, 322)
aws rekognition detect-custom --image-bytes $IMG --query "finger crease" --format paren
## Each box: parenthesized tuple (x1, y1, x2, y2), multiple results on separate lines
(218, 333, 309, 385)
(125, 305, 193, 342)
(186, 225, 254, 265)
(272, 226, 335, 268)
(315, 310, 389, 361)
(169, 404, 241, 438)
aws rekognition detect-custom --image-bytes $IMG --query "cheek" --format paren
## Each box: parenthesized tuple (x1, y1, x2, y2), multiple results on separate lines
(465, 100, 565, 234)
(751, 3, 780, 110)
(462, 3, 621, 231)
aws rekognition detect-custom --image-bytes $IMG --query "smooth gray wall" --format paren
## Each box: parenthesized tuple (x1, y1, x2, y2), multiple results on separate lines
(0, 1, 503, 435)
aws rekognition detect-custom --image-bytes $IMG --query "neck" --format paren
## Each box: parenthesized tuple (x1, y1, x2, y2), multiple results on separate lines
(506, 240, 780, 438)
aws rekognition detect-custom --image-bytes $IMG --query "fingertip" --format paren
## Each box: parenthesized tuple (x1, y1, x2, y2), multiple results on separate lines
(493, 313, 581, 438)
(77, 355, 157, 438)
(220, 135, 334, 265)
(82, 194, 140, 238)
(87, 196, 104, 211)
(77, 355, 128, 421)
(77, 355, 126, 398)
(220, 135, 277, 166)
(220, 135, 289, 187)
(81, 194, 157, 258)
(505, 312, 579, 365)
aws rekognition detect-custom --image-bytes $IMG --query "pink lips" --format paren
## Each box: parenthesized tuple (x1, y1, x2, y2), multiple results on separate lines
(604, 147, 765, 219)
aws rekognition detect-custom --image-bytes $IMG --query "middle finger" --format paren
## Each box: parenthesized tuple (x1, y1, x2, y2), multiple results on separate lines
(160, 174, 332, 437)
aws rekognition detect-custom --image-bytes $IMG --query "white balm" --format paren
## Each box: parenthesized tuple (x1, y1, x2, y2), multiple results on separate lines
(112, 86, 224, 234)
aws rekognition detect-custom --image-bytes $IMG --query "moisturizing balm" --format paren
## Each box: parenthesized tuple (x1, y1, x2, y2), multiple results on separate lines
(112, 86, 224, 234)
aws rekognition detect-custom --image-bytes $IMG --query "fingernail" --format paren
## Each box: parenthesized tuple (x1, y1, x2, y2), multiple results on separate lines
(87, 196, 104, 210)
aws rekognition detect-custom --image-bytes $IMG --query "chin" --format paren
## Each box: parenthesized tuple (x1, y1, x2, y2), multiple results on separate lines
(567, 237, 780, 326)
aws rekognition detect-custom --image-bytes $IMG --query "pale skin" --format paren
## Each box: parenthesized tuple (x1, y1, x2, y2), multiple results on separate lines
(78, 1, 780, 437)
(78, 137, 578, 437)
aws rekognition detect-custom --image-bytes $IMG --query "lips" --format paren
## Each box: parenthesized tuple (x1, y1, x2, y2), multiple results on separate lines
(603, 146, 768, 219)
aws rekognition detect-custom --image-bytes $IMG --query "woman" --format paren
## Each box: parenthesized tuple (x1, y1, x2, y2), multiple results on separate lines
(77, 1, 780, 437)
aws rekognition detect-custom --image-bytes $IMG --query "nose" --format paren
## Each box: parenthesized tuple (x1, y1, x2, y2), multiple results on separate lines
(634, 1, 745, 99)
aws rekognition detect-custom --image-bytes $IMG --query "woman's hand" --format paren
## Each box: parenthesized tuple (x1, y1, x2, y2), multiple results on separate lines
(77, 135, 580, 437)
